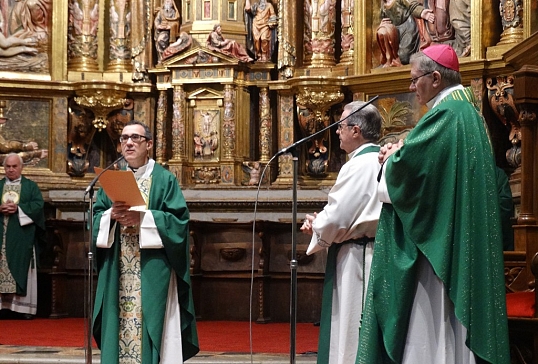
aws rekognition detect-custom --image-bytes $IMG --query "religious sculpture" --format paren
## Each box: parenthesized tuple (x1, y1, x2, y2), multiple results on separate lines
(0, 30, 38, 57)
(67, 105, 93, 177)
(422, 0, 454, 44)
(242, 161, 261, 185)
(192, 110, 219, 160)
(154, 0, 180, 64)
(206, 24, 253, 63)
(376, 0, 434, 67)
(9, 0, 51, 42)
(245, 0, 278, 62)
(160, 32, 192, 62)
(0, 0, 50, 72)
(449, 0, 471, 57)
(0, 136, 47, 166)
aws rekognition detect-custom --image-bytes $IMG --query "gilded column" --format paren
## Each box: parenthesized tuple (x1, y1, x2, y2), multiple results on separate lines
(274, 92, 295, 184)
(339, 0, 354, 65)
(259, 87, 272, 162)
(277, 0, 297, 78)
(171, 85, 186, 161)
(107, 0, 132, 72)
(131, 0, 152, 81)
(67, 0, 99, 71)
(303, 0, 313, 66)
(310, 0, 336, 67)
(223, 84, 236, 161)
(155, 90, 168, 164)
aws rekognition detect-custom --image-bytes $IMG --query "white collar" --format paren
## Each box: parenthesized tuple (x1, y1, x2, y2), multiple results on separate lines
(5, 177, 21, 185)
(426, 84, 464, 109)
(349, 142, 376, 158)
(132, 159, 155, 179)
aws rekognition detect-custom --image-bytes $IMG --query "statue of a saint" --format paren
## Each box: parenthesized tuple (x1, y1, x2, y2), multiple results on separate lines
(206, 24, 252, 63)
(245, 0, 277, 62)
(376, 0, 434, 67)
(154, 0, 180, 64)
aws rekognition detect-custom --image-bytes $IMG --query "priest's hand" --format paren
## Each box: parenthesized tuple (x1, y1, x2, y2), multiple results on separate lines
(300, 213, 317, 235)
(379, 139, 404, 164)
(111, 201, 141, 226)
(0, 201, 18, 215)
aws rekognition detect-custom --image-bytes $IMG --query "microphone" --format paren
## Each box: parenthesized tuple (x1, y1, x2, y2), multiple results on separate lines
(84, 155, 125, 195)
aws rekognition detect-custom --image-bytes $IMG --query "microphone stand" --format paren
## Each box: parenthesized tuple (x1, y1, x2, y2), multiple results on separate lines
(83, 155, 124, 364)
(273, 96, 378, 364)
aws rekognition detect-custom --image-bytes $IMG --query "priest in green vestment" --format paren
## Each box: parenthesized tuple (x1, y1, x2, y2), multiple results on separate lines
(92, 121, 199, 364)
(0, 153, 45, 317)
(357, 45, 509, 364)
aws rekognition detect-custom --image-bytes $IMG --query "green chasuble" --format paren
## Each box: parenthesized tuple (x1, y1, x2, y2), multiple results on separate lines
(357, 88, 509, 364)
(92, 163, 199, 363)
(0, 176, 45, 295)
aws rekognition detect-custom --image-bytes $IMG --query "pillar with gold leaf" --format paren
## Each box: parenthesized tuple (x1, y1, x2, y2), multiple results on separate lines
(67, 0, 100, 71)
(310, 0, 337, 67)
(155, 90, 168, 165)
(339, 0, 354, 66)
(107, 0, 132, 72)
(168, 85, 187, 181)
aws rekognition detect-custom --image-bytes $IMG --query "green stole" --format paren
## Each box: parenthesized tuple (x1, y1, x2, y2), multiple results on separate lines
(316, 145, 380, 364)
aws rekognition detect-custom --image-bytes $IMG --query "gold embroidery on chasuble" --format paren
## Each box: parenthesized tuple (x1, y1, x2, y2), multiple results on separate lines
(0, 184, 21, 294)
(118, 176, 151, 364)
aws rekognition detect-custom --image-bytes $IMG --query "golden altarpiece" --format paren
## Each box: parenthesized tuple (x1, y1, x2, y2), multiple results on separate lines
(1, 0, 538, 360)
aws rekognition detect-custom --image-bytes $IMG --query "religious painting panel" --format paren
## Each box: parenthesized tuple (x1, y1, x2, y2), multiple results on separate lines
(373, 91, 425, 137)
(192, 108, 221, 162)
(0, 98, 50, 168)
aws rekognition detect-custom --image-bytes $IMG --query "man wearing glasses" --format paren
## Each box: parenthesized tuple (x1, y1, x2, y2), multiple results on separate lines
(92, 121, 199, 363)
(358, 45, 509, 364)
(301, 101, 383, 364)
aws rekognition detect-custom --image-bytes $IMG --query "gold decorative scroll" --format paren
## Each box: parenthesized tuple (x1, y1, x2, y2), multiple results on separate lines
(74, 90, 127, 131)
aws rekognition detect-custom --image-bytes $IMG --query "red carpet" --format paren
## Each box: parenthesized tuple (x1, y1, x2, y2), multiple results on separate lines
(0, 319, 319, 354)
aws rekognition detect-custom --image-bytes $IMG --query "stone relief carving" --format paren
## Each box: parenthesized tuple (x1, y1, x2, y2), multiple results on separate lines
(0, 0, 50, 72)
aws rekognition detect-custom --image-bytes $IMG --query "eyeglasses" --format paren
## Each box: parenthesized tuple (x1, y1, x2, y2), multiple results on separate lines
(119, 133, 148, 144)
(337, 123, 355, 130)
(410, 71, 433, 85)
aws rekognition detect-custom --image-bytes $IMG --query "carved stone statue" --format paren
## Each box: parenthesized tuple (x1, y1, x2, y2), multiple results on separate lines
(376, 0, 433, 67)
(160, 31, 193, 62)
(422, 0, 454, 44)
(9, 0, 51, 42)
(0, 0, 50, 72)
(154, 0, 180, 64)
(245, 0, 278, 62)
(0, 135, 47, 166)
(242, 161, 261, 185)
(0, 31, 37, 57)
(206, 24, 253, 63)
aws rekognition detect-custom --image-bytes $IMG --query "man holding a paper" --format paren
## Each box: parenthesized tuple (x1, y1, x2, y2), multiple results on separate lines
(92, 121, 199, 364)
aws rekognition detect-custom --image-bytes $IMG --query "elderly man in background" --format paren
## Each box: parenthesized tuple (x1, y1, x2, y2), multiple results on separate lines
(0, 153, 45, 319)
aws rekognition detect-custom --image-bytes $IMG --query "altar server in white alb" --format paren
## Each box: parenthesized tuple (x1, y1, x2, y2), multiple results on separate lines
(301, 101, 383, 364)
